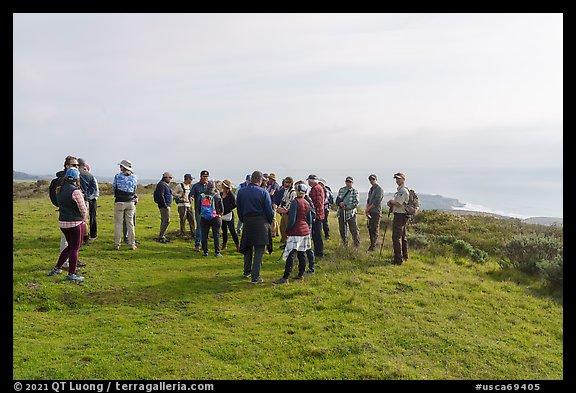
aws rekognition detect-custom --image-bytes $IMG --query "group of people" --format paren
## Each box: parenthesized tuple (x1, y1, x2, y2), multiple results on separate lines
(48, 156, 414, 284)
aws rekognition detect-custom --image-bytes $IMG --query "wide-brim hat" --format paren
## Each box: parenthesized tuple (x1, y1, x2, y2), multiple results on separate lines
(222, 179, 233, 189)
(118, 159, 133, 171)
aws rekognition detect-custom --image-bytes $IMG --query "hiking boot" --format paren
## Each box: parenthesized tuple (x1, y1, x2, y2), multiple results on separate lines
(65, 274, 84, 282)
(272, 277, 288, 285)
(215, 253, 224, 257)
(48, 268, 62, 276)
(242, 274, 251, 279)
(194, 246, 201, 252)
(202, 252, 209, 257)
(291, 275, 303, 280)
(367, 245, 375, 251)
(222, 243, 227, 250)
(250, 277, 264, 284)
(130, 244, 137, 250)
(114, 245, 120, 251)
(158, 237, 169, 244)
(305, 269, 315, 274)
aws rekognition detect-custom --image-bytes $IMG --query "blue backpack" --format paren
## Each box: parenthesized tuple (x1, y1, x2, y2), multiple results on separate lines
(200, 193, 216, 220)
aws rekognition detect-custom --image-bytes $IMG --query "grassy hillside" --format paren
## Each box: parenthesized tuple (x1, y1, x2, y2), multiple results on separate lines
(12, 192, 562, 380)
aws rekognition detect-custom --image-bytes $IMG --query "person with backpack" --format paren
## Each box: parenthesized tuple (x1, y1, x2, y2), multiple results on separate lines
(154, 172, 174, 244)
(272, 183, 313, 285)
(276, 176, 296, 248)
(307, 174, 325, 259)
(386, 172, 410, 265)
(112, 159, 138, 251)
(318, 179, 333, 241)
(220, 179, 240, 252)
(294, 180, 316, 274)
(336, 176, 360, 248)
(47, 167, 88, 282)
(49, 155, 87, 270)
(173, 174, 196, 238)
(199, 181, 224, 257)
(77, 158, 99, 243)
(365, 174, 384, 251)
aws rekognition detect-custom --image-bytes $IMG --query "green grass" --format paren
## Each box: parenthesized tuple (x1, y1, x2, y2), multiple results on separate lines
(13, 194, 563, 380)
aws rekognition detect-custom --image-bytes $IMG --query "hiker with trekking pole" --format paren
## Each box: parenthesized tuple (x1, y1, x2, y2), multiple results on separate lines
(336, 176, 360, 248)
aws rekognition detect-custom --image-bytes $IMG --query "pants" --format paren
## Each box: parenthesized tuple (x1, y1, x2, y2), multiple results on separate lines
(115, 202, 136, 247)
(201, 217, 222, 254)
(56, 224, 84, 275)
(338, 211, 360, 247)
(322, 209, 330, 239)
(194, 211, 202, 247)
(221, 213, 239, 246)
(306, 248, 315, 272)
(159, 207, 171, 239)
(123, 211, 136, 240)
(243, 245, 265, 282)
(279, 213, 289, 242)
(311, 218, 324, 257)
(88, 199, 98, 238)
(367, 212, 382, 249)
(282, 249, 307, 279)
(178, 205, 195, 236)
(392, 213, 409, 263)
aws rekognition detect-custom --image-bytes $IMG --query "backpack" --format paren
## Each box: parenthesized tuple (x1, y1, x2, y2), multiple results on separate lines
(403, 188, 420, 216)
(49, 177, 61, 207)
(174, 183, 186, 204)
(200, 193, 216, 220)
(153, 181, 170, 205)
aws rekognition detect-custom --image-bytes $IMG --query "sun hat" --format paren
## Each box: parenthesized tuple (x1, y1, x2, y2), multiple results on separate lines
(65, 167, 80, 180)
(206, 181, 215, 191)
(269, 173, 276, 180)
(222, 179, 232, 189)
(283, 176, 294, 183)
(118, 159, 133, 171)
(162, 172, 173, 179)
(184, 173, 194, 180)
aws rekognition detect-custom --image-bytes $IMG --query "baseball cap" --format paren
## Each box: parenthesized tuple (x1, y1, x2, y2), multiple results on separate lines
(184, 173, 194, 180)
(368, 174, 377, 181)
(306, 174, 318, 181)
(345, 176, 354, 182)
(393, 172, 406, 180)
(65, 167, 80, 180)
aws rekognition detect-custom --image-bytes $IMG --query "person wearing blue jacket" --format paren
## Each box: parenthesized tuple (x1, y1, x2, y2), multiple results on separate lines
(236, 171, 274, 284)
(155, 172, 174, 244)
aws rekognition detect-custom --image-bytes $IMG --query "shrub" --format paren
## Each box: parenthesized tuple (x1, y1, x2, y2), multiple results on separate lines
(500, 234, 563, 275)
(453, 239, 488, 263)
(537, 255, 563, 289)
(407, 233, 428, 249)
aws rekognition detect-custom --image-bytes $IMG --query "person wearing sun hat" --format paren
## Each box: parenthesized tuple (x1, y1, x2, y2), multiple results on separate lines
(47, 167, 88, 282)
(112, 159, 138, 251)
(220, 179, 240, 251)
(387, 172, 410, 265)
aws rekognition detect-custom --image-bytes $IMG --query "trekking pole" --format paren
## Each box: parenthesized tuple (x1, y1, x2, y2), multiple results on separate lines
(378, 221, 388, 258)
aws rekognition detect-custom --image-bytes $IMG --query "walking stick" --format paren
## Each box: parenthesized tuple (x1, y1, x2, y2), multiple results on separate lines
(379, 207, 392, 258)
(378, 221, 388, 258)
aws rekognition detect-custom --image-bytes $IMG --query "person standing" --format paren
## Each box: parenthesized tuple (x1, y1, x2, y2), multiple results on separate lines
(336, 176, 360, 248)
(318, 179, 332, 241)
(387, 172, 410, 265)
(173, 174, 196, 238)
(190, 170, 210, 252)
(200, 181, 224, 257)
(236, 174, 251, 236)
(47, 167, 87, 282)
(307, 174, 325, 258)
(267, 173, 281, 237)
(276, 176, 295, 248)
(49, 156, 87, 269)
(154, 172, 174, 243)
(237, 171, 274, 284)
(365, 174, 384, 251)
(77, 158, 99, 242)
(272, 183, 312, 285)
(112, 159, 138, 251)
(220, 179, 240, 252)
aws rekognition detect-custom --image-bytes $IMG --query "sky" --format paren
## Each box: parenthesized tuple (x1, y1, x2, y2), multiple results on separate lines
(12, 13, 563, 216)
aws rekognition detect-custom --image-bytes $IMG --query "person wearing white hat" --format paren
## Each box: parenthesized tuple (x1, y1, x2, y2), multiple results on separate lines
(112, 159, 138, 250)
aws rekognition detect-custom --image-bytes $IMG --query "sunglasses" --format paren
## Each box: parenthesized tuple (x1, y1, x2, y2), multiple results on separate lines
(70, 164, 79, 167)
